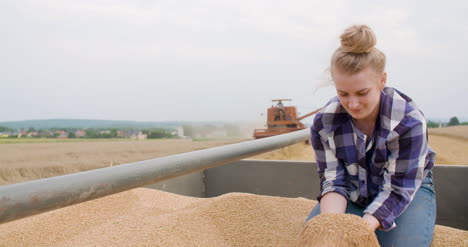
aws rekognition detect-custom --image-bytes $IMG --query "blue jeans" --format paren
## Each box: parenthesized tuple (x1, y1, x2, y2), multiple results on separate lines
(306, 171, 436, 247)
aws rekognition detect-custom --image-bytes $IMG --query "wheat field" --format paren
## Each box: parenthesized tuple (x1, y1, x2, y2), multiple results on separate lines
(0, 139, 244, 185)
(0, 127, 467, 185)
(251, 126, 468, 166)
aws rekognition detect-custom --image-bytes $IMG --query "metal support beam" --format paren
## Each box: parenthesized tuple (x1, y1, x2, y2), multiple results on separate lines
(0, 129, 310, 224)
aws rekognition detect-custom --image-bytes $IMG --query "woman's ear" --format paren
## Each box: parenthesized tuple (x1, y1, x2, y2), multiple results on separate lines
(380, 72, 387, 89)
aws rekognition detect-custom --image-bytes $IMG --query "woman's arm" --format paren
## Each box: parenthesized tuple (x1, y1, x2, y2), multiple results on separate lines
(362, 214, 381, 231)
(320, 192, 347, 214)
(311, 125, 349, 203)
(364, 116, 429, 231)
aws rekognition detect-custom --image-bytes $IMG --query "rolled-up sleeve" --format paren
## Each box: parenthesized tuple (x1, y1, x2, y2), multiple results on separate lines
(364, 116, 429, 231)
(311, 125, 349, 202)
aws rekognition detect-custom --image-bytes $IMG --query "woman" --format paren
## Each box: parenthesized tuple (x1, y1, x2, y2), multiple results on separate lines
(307, 25, 436, 246)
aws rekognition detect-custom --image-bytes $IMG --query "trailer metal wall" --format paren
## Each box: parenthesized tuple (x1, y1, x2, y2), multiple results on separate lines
(145, 171, 205, 197)
(141, 159, 467, 230)
(204, 160, 319, 199)
(432, 165, 468, 230)
(203, 160, 468, 230)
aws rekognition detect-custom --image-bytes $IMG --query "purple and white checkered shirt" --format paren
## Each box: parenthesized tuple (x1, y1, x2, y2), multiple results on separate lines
(311, 87, 435, 231)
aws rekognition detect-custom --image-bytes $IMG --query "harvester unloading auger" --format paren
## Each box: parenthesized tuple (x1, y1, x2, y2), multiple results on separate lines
(253, 99, 321, 139)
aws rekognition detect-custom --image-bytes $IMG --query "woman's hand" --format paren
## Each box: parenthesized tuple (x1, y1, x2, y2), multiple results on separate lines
(362, 213, 380, 231)
(320, 193, 380, 231)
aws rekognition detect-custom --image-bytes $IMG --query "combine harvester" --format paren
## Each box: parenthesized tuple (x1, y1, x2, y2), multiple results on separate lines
(253, 99, 321, 139)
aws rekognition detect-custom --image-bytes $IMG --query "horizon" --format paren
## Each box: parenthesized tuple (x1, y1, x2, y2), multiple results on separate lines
(1, 116, 467, 126)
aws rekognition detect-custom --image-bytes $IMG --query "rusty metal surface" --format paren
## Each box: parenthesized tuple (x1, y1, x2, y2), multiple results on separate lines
(0, 129, 310, 224)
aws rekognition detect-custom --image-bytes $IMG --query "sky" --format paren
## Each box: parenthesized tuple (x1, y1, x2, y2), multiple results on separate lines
(1, 0, 467, 124)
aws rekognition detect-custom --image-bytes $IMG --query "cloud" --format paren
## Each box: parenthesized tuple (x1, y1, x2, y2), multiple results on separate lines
(0, 0, 467, 121)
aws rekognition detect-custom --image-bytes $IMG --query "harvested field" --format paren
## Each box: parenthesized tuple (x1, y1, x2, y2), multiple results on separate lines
(251, 131, 468, 165)
(429, 125, 468, 141)
(0, 126, 466, 186)
(428, 126, 468, 165)
(429, 135, 468, 165)
(249, 142, 315, 161)
(0, 139, 244, 185)
(0, 188, 465, 247)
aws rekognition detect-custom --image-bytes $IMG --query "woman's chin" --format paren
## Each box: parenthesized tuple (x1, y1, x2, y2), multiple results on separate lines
(348, 111, 364, 119)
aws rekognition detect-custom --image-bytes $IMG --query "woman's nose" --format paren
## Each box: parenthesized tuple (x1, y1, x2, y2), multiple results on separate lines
(348, 97, 359, 109)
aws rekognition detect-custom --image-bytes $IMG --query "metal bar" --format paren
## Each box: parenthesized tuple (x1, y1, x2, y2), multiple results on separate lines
(0, 129, 310, 224)
(297, 108, 322, 121)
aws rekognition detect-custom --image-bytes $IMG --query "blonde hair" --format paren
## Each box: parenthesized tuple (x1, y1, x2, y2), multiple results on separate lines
(331, 25, 386, 75)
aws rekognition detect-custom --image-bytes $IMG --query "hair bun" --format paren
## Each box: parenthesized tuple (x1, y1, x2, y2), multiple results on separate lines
(340, 25, 376, 53)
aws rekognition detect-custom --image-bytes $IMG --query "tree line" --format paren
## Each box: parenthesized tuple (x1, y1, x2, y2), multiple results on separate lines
(0, 127, 178, 139)
(427, 116, 467, 128)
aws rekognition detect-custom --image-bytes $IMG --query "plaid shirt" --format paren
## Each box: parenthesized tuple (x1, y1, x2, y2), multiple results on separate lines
(311, 87, 435, 231)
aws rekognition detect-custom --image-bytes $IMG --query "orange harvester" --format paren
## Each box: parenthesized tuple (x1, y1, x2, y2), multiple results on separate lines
(253, 99, 321, 139)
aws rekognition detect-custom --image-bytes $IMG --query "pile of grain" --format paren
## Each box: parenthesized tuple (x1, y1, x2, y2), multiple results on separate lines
(298, 214, 379, 247)
(0, 188, 313, 246)
(432, 225, 468, 247)
(0, 188, 466, 247)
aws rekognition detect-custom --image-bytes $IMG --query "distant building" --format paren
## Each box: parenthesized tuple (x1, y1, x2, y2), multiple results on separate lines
(53, 130, 68, 139)
(55, 130, 66, 135)
(136, 132, 147, 140)
(1, 131, 19, 138)
(126, 130, 147, 140)
(18, 131, 28, 138)
(75, 130, 86, 138)
(26, 131, 38, 137)
(173, 126, 184, 138)
(117, 131, 124, 138)
(57, 133, 68, 139)
(39, 131, 54, 138)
